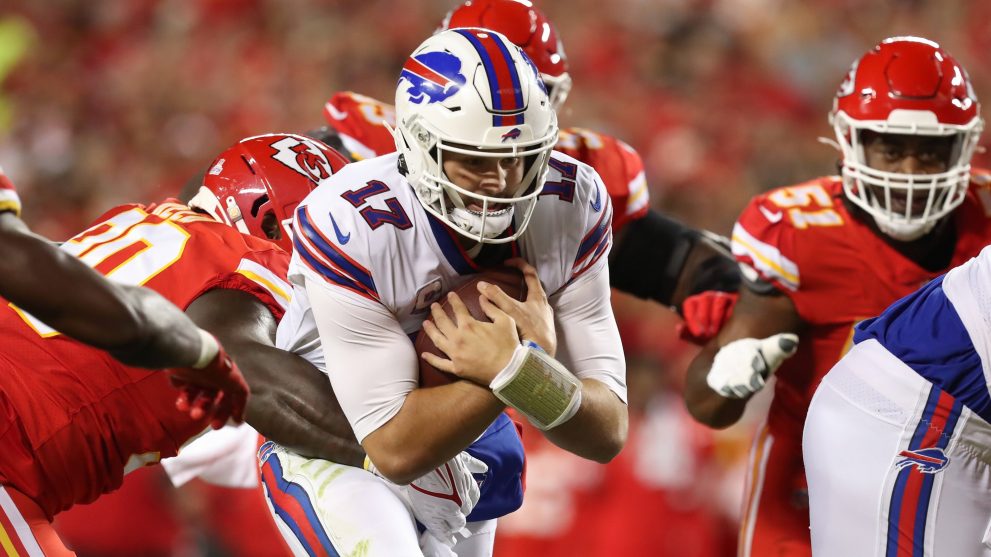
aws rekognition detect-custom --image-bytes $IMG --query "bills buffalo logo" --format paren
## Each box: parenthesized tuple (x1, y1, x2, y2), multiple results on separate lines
(399, 51, 467, 105)
(501, 128, 522, 142)
(270, 136, 333, 184)
(895, 447, 950, 474)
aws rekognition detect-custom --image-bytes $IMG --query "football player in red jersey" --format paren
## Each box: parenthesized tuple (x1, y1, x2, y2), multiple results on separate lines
(0, 133, 363, 555)
(307, 0, 739, 340)
(684, 37, 988, 557)
(0, 166, 248, 428)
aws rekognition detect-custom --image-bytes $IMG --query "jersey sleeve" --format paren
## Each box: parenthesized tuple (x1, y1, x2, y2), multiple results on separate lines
(551, 266, 627, 403)
(606, 138, 649, 230)
(731, 193, 802, 294)
(569, 163, 614, 284)
(731, 180, 868, 324)
(0, 165, 22, 216)
(557, 128, 649, 231)
(202, 248, 293, 322)
(303, 273, 416, 443)
(133, 204, 294, 321)
(322, 91, 398, 160)
(289, 200, 382, 304)
(549, 161, 626, 400)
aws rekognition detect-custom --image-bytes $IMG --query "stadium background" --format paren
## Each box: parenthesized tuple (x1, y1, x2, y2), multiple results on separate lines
(1, 0, 989, 555)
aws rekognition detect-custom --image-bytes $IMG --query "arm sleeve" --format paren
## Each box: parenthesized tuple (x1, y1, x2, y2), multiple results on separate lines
(304, 275, 418, 443)
(551, 265, 628, 403)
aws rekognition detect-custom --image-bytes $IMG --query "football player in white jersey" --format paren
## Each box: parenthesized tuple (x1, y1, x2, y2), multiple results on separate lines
(804, 245, 991, 556)
(265, 28, 627, 556)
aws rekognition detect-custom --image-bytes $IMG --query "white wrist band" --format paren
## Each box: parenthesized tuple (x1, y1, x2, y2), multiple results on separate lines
(193, 329, 220, 369)
(490, 342, 583, 430)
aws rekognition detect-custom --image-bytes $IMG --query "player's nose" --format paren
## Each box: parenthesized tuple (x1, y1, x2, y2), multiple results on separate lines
(897, 154, 927, 174)
(477, 165, 509, 195)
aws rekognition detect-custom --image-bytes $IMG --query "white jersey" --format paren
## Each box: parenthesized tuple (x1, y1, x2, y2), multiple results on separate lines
(804, 244, 991, 556)
(276, 151, 626, 442)
(853, 243, 991, 423)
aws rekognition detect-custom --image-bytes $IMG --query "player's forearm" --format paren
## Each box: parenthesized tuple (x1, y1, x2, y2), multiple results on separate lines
(104, 284, 206, 369)
(542, 379, 628, 463)
(240, 344, 364, 467)
(0, 217, 202, 366)
(184, 287, 365, 465)
(684, 343, 749, 429)
(247, 389, 364, 467)
(363, 381, 504, 484)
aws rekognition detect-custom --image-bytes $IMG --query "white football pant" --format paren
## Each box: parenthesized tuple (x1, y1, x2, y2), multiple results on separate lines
(258, 442, 495, 557)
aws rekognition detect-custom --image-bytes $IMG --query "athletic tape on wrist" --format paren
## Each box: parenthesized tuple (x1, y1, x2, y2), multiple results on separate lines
(193, 329, 220, 369)
(490, 342, 583, 430)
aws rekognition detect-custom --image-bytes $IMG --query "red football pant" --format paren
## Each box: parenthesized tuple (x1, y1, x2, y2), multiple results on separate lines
(738, 422, 811, 557)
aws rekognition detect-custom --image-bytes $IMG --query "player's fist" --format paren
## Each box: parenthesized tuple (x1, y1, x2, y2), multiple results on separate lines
(706, 333, 798, 398)
(170, 338, 249, 429)
(678, 291, 739, 345)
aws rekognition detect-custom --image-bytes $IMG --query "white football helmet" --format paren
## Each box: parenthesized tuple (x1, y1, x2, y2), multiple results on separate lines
(393, 28, 558, 244)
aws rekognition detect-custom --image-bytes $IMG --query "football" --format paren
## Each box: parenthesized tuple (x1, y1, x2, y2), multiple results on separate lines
(415, 266, 528, 387)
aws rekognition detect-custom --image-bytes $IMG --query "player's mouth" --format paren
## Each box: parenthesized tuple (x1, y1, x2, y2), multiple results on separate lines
(888, 195, 933, 216)
(467, 201, 510, 215)
(869, 188, 935, 217)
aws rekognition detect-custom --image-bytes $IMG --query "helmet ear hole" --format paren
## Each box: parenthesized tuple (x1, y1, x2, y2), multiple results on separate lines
(250, 194, 270, 218)
(260, 210, 281, 241)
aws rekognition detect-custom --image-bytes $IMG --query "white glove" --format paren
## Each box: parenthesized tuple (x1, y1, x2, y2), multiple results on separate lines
(707, 333, 799, 398)
(401, 451, 488, 547)
(419, 530, 459, 557)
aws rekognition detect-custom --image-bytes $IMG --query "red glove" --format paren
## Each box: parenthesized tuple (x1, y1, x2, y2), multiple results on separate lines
(169, 340, 249, 430)
(677, 291, 739, 345)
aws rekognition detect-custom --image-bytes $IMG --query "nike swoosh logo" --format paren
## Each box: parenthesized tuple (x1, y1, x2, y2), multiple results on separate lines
(590, 186, 602, 212)
(329, 212, 350, 244)
(759, 205, 783, 223)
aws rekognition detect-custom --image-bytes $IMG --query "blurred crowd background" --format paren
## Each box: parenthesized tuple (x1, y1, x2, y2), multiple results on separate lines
(3, 0, 990, 555)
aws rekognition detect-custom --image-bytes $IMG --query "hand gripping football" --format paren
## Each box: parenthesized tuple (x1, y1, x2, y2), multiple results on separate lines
(415, 266, 528, 387)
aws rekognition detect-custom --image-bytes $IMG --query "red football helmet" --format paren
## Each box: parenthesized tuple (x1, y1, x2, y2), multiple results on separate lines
(190, 133, 349, 251)
(831, 36, 983, 240)
(441, 0, 572, 110)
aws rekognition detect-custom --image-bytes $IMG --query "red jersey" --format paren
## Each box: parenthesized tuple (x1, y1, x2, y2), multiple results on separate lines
(731, 174, 991, 437)
(555, 128, 649, 231)
(0, 165, 21, 216)
(0, 201, 291, 518)
(321, 91, 650, 231)
(322, 91, 397, 161)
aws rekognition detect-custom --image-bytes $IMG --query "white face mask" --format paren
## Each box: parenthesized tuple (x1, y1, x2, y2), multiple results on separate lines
(832, 111, 983, 241)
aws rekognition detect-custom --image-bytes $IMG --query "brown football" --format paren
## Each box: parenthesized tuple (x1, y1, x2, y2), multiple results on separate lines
(415, 266, 528, 387)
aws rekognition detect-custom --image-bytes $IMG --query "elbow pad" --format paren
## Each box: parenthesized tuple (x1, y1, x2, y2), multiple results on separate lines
(609, 210, 740, 308)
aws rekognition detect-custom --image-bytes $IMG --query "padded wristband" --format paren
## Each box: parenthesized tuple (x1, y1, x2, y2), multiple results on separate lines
(490, 343, 583, 430)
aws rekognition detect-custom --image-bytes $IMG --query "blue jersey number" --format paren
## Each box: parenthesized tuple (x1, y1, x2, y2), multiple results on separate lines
(540, 159, 577, 203)
(341, 181, 413, 230)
